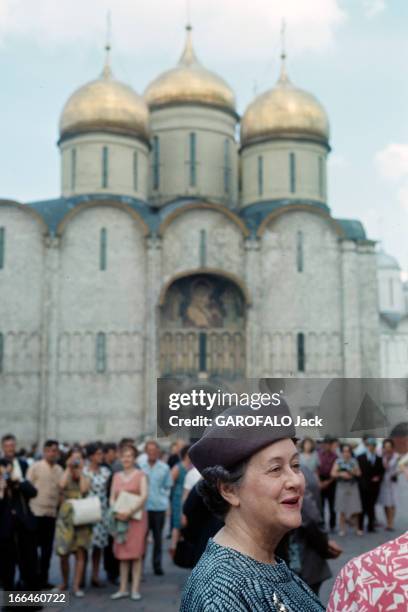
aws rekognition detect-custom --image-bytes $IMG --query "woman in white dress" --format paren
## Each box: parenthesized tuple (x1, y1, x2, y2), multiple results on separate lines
(378, 438, 399, 531)
(84, 443, 111, 586)
(299, 438, 320, 477)
(331, 444, 362, 536)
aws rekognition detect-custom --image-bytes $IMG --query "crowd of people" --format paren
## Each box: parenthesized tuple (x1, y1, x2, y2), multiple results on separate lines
(0, 430, 407, 609)
(0, 434, 201, 602)
(300, 434, 402, 535)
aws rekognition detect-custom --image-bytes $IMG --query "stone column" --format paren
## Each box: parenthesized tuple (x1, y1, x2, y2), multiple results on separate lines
(144, 235, 162, 435)
(38, 236, 60, 445)
(357, 242, 381, 377)
(340, 240, 362, 377)
(244, 236, 261, 378)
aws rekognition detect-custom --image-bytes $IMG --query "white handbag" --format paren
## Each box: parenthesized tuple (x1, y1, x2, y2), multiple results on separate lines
(69, 496, 102, 526)
(113, 491, 143, 520)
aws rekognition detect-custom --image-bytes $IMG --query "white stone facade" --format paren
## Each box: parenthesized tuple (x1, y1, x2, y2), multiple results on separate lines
(148, 105, 238, 206)
(377, 252, 408, 379)
(0, 193, 389, 446)
(1, 39, 406, 446)
(60, 132, 149, 200)
(241, 139, 328, 207)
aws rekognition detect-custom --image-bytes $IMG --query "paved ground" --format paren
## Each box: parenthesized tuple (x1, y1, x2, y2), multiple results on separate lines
(45, 541, 189, 612)
(320, 475, 408, 606)
(3, 478, 407, 610)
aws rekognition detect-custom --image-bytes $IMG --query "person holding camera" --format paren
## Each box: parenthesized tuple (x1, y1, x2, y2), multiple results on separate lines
(330, 443, 362, 536)
(0, 457, 39, 592)
(54, 448, 91, 597)
(1, 434, 28, 480)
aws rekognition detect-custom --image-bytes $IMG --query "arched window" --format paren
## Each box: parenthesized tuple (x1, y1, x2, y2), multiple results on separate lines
(289, 152, 296, 193)
(96, 332, 107, 373)
(199, 332, 207, 372)
(199, 229, 207, 267)
(102, 146, 109, 188)
(296, 231, 304, 272)
(133, 150, 138, 191)
(0, 333, 4, 373)
(71, 148, 77, 190)
(224, 139, 231, 195)
(318, 156, 324, 198)
(189, 132, 197, 187)
(153, 136, 160, 189)
(0, 227, 5, 269)
(389, 278, 394, 307)
(257, 155, 264, 196)
(297, 332, 305, 372)
(100, 228, 107, 271)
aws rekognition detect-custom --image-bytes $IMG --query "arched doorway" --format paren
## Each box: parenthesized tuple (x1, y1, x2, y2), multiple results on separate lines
(159, 273, 246, 380)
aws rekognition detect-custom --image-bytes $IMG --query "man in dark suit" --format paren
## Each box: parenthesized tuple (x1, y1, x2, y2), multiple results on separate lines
(357, 437, 384, 532)
(0, 457, 39, 591)
(1, 434, 40, 597)
(1, 433, 28, 479)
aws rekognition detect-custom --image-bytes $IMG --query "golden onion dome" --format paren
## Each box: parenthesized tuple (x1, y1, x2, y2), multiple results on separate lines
(59, 49, 149, 143)
(241, 56, 330, 147)
(144, 26, 236, 114)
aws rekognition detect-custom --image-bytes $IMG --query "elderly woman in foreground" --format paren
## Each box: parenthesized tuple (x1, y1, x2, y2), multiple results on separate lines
(180, 403, 325, 612)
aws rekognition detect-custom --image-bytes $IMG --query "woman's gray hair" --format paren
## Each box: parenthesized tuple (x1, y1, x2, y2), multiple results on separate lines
(197, 460, 248, 519)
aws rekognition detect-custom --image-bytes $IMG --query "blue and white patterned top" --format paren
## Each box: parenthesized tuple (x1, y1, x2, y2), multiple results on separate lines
(180, 539, 325, 611)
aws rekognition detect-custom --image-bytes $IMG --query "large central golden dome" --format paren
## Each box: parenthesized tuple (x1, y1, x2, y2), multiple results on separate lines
(144, 26, 236, 114)
(241, 59, 329, 147)
(59, 54, 149, 143)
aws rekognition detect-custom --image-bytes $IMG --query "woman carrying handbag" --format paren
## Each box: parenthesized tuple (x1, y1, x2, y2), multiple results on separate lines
(54, 448, 91, 597)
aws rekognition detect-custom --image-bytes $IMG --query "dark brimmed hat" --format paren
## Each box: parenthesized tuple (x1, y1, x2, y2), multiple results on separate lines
(189, 400, 296, 473)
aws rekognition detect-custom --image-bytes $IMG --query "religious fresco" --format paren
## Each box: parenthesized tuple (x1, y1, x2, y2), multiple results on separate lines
(160, 274, 246, 378)
(161, 275, 245, 329)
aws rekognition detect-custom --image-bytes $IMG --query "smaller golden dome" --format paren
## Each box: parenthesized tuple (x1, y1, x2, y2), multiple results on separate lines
(241, 58, 329, 147)
(59, 51, 149, 143)
(144, 26, 236, 114)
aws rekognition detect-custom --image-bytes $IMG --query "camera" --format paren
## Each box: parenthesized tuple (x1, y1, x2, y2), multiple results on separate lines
(0, 458, 13, 482)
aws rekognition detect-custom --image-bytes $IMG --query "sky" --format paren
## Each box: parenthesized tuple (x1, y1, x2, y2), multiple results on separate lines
(0, 0, 407, 276)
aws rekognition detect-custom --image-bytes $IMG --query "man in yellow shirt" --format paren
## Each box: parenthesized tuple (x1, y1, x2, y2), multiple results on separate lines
(27, 440, 63, 588)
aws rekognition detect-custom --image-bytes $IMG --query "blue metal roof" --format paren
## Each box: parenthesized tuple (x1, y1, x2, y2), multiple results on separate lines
(334, 218, 367, 241)
(239, 199, 330, 235)
(23, 194, 368, 242)
(27, 193, 157, 235)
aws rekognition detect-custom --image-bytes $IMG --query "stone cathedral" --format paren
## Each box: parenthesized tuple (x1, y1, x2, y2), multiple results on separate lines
(1, 27, 407, 444)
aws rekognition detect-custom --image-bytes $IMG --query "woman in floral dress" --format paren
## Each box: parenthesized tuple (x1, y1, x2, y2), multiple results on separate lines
(55, 448, 91, 597)
(84, 443, 111, 586)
